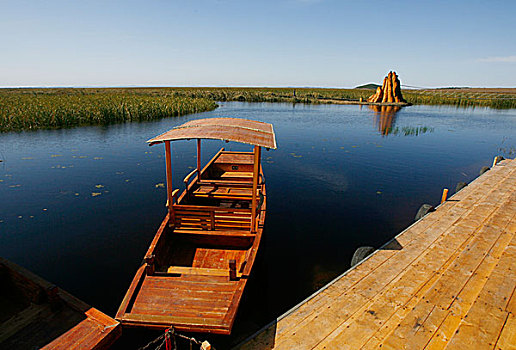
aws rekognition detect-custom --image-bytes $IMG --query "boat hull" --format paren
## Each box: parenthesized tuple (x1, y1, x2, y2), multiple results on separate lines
(116, 150, 267, 334)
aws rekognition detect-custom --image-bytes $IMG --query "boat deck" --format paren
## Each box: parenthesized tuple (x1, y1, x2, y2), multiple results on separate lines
(237, 158, 516, 349)
(0, 258, 121, 350)
(120, 265, 239, 332)
(117, 225, 252, 334)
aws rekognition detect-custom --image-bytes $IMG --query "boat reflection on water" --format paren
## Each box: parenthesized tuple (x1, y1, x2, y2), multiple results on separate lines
(369, 105, 402, 136)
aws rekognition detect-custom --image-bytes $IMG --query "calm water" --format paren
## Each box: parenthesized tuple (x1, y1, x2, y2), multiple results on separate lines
(1, 102, 515, 347)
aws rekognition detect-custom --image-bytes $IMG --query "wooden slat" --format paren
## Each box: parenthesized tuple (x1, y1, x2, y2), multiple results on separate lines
(216, 152, 255, 164)
(0, 258, 121, 350)
(271, 182, 514, 349)
(174, 204, 252, 213)
(121, 313, 226, 331)
(166, 266, 241, 278)
(443, 232, 516, 349)
(144, 276, 236, 291)
(174, 228, 255, 238)
(236, 158, 516, 350)
(376, 199, 515, 349)
(221, 171, 254, 178)
(493, 313, 516, 350)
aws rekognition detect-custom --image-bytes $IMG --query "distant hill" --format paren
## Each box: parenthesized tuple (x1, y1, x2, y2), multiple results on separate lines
(355, 83, 381, 89)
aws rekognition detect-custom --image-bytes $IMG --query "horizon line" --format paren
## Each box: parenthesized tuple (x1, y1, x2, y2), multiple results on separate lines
(1, 84, 515, 90)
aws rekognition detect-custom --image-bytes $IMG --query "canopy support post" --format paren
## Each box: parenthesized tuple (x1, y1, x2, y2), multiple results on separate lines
(251, 145, 261, 233)
(197, 139, 201, 180)
(165, 141, 174, 225)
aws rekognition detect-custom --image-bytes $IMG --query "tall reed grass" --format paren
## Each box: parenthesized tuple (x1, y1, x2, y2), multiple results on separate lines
(2, 87, 514, 132)
(402, 90, 516, 109)
(0, 92, 217, 132)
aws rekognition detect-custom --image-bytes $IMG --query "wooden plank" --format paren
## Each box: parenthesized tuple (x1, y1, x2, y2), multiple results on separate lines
(0, 258, 120, 350)
(44, 318, 100, 350)
(197, 138, 201, 178)
(443, 235, 516, 349)
(174, 228, 255, 238)
(53, 309, 121, 350)
(272, 194, 509, 349)
(198, 179, 254, 187)
(0, 304, 53, 343)
(116, 264, 147, 319)
(221, 171, 254, 178)
(144, 276, 237, 292)
(126, 305, 227, 320)
(423, 209, 516, 349)
(216, 152, 254, 164)
(132, 289, 231, 310)
(237, 159, 516, 349)
(174, 204, 252, 213)
(121, 313, 225, 330)
(361, 183, 516, 349)
(493, 313, 516, 350)
(166, 266, 242, 278)
(165, 141, 174, 218)
(376, 204, 515, 349)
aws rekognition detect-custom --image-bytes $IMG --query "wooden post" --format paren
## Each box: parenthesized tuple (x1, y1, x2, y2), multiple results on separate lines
(251, 146, 261, 233)
(441, 188, 449, 204)
(46, 285, 60, 305)
(197, 139, 202, 179)
(165, 141, 174, 225)
(145, 255, 155, 275)
(492, 156, 503, 167)
(210, 210, 215, 230)
(229, 259, 237, 280)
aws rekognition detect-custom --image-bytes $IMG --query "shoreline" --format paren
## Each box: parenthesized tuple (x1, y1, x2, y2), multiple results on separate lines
(1, 87, 514, 132)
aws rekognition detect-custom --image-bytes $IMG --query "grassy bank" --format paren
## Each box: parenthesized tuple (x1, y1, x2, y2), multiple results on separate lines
(0, 91, 217, 132)
(402, 88, 516, 109)
(1, 87, 515, 132)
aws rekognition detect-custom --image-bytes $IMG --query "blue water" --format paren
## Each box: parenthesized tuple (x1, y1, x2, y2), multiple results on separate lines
(0, 102, 515, 347)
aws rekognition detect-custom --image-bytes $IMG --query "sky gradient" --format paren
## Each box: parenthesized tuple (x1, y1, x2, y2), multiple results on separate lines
(1, 0, 515, 88)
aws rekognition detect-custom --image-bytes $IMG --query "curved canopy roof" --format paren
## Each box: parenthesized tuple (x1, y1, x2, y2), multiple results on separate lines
(147, 117, 277, 149)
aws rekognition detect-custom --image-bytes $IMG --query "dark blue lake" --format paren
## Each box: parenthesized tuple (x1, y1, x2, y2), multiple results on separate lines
(1, 102, 515, 347)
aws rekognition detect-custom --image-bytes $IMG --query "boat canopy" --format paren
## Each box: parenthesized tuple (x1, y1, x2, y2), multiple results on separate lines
(147, 118, 277, 149)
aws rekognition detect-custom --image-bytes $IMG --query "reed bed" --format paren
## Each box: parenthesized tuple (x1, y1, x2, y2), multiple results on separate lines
(2, 87, 515, 131)
(0, 92, 217, 132)
(402, 90, 516, 109)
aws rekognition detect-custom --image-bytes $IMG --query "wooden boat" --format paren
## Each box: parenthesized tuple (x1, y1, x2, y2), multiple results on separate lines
(116, 118, 277, 334)
(0, 257, 121, 349)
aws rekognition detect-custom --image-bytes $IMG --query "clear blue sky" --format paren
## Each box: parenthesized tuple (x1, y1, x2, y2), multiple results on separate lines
(2, 0, 515, 88)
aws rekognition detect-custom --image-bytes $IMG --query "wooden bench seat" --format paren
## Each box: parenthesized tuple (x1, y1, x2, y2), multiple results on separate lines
(198, 179, 253, 187)
(192, 185, 253, 200)
(173, 228, 255, 238)
(220, 171, 254, 179)
(166, 266, 243, 278)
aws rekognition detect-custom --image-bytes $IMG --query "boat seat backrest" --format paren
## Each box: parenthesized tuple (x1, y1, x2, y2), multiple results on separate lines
(172, 205, 252, 231)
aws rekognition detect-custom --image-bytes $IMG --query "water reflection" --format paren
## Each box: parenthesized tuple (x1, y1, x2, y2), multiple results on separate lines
(368, 105, 434, 137)
(369, 105, 401, 136)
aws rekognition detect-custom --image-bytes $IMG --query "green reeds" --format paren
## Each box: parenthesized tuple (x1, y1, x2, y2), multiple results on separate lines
(2, 87, 514, 132)
(403, 90, 516, 109)
(0, 92, 217, 132)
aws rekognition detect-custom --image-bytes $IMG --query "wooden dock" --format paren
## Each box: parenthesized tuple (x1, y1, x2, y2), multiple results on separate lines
(237, 158, 516, 349)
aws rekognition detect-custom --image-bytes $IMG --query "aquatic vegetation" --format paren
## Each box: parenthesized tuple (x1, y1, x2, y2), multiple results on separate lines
(0, 91, 218, 132)
(402, 89, 516, 109)
(1, 87, 514, 132)
(391, 126, 434, 136)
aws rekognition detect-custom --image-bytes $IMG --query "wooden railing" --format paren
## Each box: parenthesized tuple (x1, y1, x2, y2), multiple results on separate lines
(172, 204, 252, 231)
